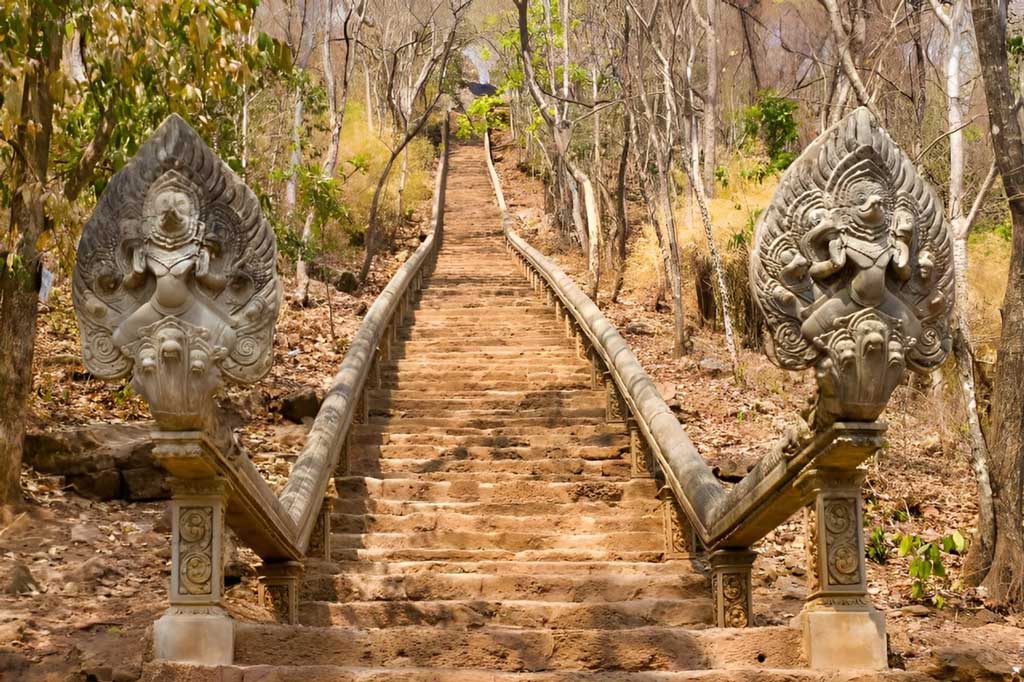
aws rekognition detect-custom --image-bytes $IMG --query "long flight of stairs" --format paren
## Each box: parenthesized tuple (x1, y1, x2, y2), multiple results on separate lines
(149, 143, 926, 680)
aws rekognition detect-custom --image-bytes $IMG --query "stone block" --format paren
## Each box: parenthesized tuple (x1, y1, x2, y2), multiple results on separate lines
(153, 608, 233, 665)
(802, 606, 887, 670)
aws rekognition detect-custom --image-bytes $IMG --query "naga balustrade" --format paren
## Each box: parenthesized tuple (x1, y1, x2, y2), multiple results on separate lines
(483, 109, 954, 671)
(71, 113, 450, 665)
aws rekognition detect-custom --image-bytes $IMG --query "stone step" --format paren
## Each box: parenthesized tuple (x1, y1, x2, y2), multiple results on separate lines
(334, 477, 658, 504)
(330, 499, 663, 520)
(298, 598, 713, 629)
(351, 424, 624, 443)
(330, 509, 661, 534)
(330, 529, 664, 552)
(233, 624, 802, 671)
(365, 393, 604, 412)
(365, 415, 608, 429)
(144, 663, 934, 682)
(330, 547, 667, 563)
(345, 457, 629, 479)
(349, 443, 626, 461)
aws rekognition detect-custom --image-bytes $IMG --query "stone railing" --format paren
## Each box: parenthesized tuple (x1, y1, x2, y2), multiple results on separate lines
(72, 114, 450, 665)
(483, 109, 954, 670)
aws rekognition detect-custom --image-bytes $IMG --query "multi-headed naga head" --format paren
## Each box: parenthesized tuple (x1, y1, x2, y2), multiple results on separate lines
(72, 115, 282, 432)
(750, 108, 954, 428)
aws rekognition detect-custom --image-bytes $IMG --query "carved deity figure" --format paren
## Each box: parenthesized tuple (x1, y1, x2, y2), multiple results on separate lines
(73, 115, 281, 431)
(750, 108, 953, 428)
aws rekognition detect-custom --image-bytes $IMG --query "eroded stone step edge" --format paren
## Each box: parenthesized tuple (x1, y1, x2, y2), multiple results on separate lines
(348, 444, 626, 460)
(331, 510, 661, 534)
(330, 548, 668, 562)
(330, 500, 661, 519)
(143, 663, 936, 682)
(233, 624, 803, 671)
(330, 530, 664, 552)
(345, 462, 630, 480)
(297, 598, 714, 629)
(334, 477, 658, 504)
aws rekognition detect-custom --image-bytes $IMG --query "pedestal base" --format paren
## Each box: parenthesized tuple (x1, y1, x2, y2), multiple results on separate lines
(153, 607, 234, 665)
(801, 605, 887, 670)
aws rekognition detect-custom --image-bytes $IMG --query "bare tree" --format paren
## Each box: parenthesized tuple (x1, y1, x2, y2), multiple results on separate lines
(968, 0, 1024, 607)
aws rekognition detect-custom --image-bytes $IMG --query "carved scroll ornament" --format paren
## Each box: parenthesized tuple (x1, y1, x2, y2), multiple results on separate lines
(73, 115, 281, 431)
(750, 108, 953, 427)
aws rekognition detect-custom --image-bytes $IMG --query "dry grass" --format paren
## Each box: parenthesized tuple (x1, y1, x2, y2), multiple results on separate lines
(966, 230, 1010, 357)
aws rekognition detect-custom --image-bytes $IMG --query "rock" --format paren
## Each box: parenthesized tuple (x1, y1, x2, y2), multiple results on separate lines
(924, 645, 1015, 681)
(71, 524, 105, 544)
(68, 469, 124, 501)
(752, 399, 775, 414)
(698, 357, 730, 376)
(899, 604, 931, 617)
(280, 388, 323, 423)
(23, 423, 167, 502)
(2, 562, 40, 594)
(121, 467, 169, 500)
(624, 321, 652, 336)
(334, 270, 359, 294)
(67, 556, 122, 586)
(783, 555, 806, 577)
(154, 505, 172, 533)
(355, 301, 368, 316)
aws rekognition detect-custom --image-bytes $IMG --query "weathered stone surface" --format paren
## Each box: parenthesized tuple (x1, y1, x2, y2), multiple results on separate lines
(280, 387, 323, 424)
(1, 562, 40, 595)
(698, 357, 730, 376)
(23, 423, 168, 501)
(750, 107, 954, 428)
(924, 645, 1016, 681)
(72, 114, 282, 432)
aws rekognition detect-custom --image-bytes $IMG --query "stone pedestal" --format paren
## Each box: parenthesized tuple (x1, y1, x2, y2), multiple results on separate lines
(259, 560, 304, 625)
(154, 477, 233, 664)
(710, 549, 755, 628)
(798, 468, 887, 670)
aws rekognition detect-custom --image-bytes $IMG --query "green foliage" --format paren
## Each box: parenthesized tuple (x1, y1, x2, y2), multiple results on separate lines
(866, 527, 889, 565)
(740, 90, 799, 183)
(714, 165, 729, 188)
(896, 531, 967, 607)
(728, 208, 762, 250)
(0, 0, 290, 271)
(456, 92, 507, 140)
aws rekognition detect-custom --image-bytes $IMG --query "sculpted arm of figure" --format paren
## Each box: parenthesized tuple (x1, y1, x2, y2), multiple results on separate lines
(123, 246, 148, 289)
(195, 247, 228, 293)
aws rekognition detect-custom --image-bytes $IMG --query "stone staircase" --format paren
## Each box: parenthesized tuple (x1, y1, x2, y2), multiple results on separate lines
(145, 143, 929, 681)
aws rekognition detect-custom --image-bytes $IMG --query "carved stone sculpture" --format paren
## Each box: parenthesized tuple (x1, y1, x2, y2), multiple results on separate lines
(73, 114, 281, 432)
(750, 107, 953, 428)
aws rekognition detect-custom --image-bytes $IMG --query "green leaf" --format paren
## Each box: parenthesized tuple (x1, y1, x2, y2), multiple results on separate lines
(898, 534, 914, 557)
(951, 530, 967, 553)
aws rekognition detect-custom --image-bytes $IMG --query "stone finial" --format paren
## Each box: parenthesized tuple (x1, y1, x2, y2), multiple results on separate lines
(72, 114, 281, 432)
(750, 107, 954, 428)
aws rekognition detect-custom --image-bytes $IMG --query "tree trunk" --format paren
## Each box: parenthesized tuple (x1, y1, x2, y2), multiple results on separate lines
(285, 84, 305, 215)
(968, 0, 1024, 607)
(702, 0, 718, 197)
(611, 122, 630, 302)
(0, 11, 61, 506)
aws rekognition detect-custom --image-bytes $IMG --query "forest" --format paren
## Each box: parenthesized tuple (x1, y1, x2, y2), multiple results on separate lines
(3, 0, 1024, 679)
